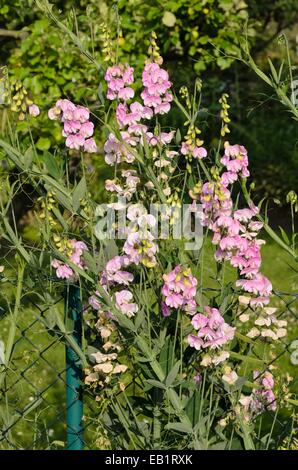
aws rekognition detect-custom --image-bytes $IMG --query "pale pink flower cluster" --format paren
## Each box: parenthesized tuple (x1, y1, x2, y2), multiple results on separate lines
(104, 59, 173, 167)
(104, 65, 151, 166)
(199, 142, 272, 308)
(105, 64, 134, 101)
(188, 307, 235, 351)
(123, 213, 158, 269)
(51, 240, 88, 279)
(240, 371, 277, 414)
(123, 231, 158, 267)
(48, 99, 97, 152)
(88, 290, 102, 311)
(193, 373, 202, 385)
(181, 142, 207, 160)
(115, 102, 153, 129)
(88, 199, 146, 315)
(146, 130, 175, 147)
(161, 265, 197, 315)
(141, 62, 172, 114)
(220, 143, 250, 183)
(214, 209, 272, 305)
(85, 348, 128, 385)
(115, 290, 138, 318)
(51, 260, 73, 279)
(200, 182, 233, 227)
(100, 255, 133, 287)
(104, 132, 136, 165)
(105, 170, 140, 200)
(89, 254, 138, 318)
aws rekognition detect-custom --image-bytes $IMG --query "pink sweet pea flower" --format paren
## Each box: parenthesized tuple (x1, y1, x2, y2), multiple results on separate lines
(155, 102, 171, 114)
(191, 313, 209, 330)
(66, 134, 85, 150)
(193, 146, 207, 159)
(63, 120, 82, 136)
(118, 87, 135, 101)
(161, 302, 171, 317)
(84, 138, 97, 153)
(80, 121, 94, 138)
(51, 259, 73, 279)
(48, 106, 61, 120)
(115, 290, 138, 317)
(89, 291, 101, 311)
(188, 334, 204, 350)
(73, 106, 90, 123)
(29, 104, 40, 117)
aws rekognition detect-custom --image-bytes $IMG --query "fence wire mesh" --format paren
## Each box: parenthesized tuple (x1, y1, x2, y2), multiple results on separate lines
(0, 281, 297, 450)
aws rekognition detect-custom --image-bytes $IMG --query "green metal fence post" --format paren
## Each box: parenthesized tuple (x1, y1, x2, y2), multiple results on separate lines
(65, 284, 84, 450)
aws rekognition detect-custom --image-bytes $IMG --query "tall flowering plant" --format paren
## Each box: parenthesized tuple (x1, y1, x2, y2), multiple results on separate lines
(0, 33, 296, 450)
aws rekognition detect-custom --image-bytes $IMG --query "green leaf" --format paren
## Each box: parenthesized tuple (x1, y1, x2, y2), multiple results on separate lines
(278, 226, 290, 245)
(146, 379, 167, 390)
(2, 217, 30, 262)
(287, 399, 298, 407)
(135, 308, 145, 331)
(103, 239, 119, 260)
(22, 397, 44, 417)
(175, 129, 181, 145)
(50, 305, 88, 367)
(36, 137, 51, 151)
(235, 331, 254, 344)
(165, 422, 193, 434)
(277, 61, 285, 82)
(23, 146, 34, 168)
(43, 307, 57, 330)
(268, 58, 279, 84)
(209, 441, 228, 450)
(165, 360, 181, 387)
(185, 390, 201, 427)
(112, 309, 136, 332)
(51, 207, 68, 230)
(43, 151, 61, 179)
(217, 56, 232, 69)
(159, 336, 175, 376)
(82, 250, 97, 274)
(72, 176, 86, 212)
(50, 441, 65, 448)
(44, 184, 72, 212)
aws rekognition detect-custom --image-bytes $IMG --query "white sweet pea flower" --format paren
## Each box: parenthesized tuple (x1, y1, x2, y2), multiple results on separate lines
(137, 213, 156, 228)
(222, 368, 238, 385)
(127, 204, 147, 221)
(247, 327, 260, 338)
(212, 351, 230, 365)
(239, 313, 250, 323)
(200, 355, 212, 367)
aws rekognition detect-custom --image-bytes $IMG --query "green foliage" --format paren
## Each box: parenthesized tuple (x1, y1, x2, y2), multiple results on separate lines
(112, 0, 252, 72)
(6, 15, 99, 141)
(1, 0, 298, 204)
(0, 0, 36, 32)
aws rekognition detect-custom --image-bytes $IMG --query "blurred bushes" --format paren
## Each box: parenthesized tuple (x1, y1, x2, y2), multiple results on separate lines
(0, 0, 297, 206)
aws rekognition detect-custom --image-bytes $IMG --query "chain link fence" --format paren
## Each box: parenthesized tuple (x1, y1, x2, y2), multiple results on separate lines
(0, 292, 66, 449)
(0, 280, 297, 450)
